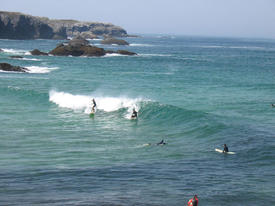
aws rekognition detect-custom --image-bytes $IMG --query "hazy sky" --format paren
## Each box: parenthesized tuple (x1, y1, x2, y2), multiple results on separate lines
(2, 0, 275, 38)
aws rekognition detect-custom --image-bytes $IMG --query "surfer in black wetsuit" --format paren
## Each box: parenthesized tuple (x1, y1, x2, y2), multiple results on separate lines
(157, 139, 166, 145)
(223, 144, 229, 153)
(91, 98, 96, 112)
(131, 108, 138, 118)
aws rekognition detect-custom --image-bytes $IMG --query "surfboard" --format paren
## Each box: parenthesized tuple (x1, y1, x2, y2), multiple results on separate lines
(215, 148, 235, 154)
(89, 112, 95, 117)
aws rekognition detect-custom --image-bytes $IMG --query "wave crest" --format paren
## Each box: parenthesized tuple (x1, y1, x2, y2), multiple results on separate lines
(25, 66, 58, 73)
(49, 90, 148, 115)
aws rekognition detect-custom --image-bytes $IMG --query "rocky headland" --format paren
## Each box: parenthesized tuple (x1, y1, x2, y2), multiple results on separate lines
(0, 11, 128, 40)
(0, 62, 29, 72)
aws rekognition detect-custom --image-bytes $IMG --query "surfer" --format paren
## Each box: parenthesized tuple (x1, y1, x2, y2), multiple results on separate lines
(131, 108, 138, 119)
(223, 144, 229, 153)
(272, 104, 275, 107)
(157, 139, 166, 145)
(187, 195, 198, 206)
(91, 98, 96, 113)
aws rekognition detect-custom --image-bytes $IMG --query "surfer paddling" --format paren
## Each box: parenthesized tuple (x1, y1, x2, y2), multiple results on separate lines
(157, 139, 166, 145)
(223, 144, 229, 153)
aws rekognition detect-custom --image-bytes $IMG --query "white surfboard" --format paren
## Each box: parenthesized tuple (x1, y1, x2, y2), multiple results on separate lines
(215, 148, 235, 154)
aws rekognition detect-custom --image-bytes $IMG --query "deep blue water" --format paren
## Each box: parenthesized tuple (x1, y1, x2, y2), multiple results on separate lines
(0, 35, 275, 205)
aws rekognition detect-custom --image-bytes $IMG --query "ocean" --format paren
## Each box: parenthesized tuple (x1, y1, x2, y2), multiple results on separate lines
(0, 35, 275, 206)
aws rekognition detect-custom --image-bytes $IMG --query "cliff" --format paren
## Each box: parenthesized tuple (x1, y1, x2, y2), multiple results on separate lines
(0, 11, 127, 40)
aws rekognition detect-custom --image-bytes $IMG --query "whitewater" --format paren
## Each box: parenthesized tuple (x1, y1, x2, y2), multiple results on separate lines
(0, 35, 275, 206)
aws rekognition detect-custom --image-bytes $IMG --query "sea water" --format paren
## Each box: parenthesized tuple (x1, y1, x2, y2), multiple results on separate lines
(0, 35, 275, 205)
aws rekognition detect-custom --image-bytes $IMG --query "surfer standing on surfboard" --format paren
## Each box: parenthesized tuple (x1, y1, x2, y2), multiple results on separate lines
(91, 98, 96, 113)
(223, 144, 229, 153)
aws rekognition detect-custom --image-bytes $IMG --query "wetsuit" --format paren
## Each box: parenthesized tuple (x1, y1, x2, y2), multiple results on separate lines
(223, 146, 229, 153)
(157, 140, 166, 145)
(131, 111, 137, 118)
(92, 99, 96, 111)
(192, 198, 198, 206)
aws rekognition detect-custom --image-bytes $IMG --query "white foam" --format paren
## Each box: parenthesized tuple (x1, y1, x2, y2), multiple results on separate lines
(25, 66, 58, 73)
(2, 48, 30, 55)
(20, 58, 41, 61)
(8, 86, 20, 90)
(104, 53, 124, 57)
(49, 90, 146, 116)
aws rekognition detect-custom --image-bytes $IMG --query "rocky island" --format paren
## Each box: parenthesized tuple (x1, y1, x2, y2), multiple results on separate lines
(0, 11, 128, 40)
(30, 36, 136, 57)
(0, 63, 29, 72)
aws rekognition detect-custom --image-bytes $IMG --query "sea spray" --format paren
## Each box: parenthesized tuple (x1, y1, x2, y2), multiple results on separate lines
(1, 48, 31, 55)
(25, 66, 59, 73)
(49, 90, 147, 115)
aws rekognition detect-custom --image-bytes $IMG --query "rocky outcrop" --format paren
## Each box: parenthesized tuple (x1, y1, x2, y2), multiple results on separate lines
(9, 55, 23, 59)
(30, 49, 48, 56)
(49, 41, 105, 57)
(0, 63, 28, 72)
(117, 50, 136, 55)
(101, 38, 129, 45)
(68, 36, 90, 47)
(48, 38, 136, 57)
(0, 11, 128, 40)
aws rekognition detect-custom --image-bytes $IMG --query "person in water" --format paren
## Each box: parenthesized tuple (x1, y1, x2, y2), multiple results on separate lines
(131, 108, 138, 118)
(272, 104, 275, 107)
(187, 195, 198, 206)
(223, 144, 229, 153)
(157, 139, 166, 145)
(91, 98, 96, 113)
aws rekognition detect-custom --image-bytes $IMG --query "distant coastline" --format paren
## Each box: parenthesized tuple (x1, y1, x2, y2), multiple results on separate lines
(0, 11, 128, 40)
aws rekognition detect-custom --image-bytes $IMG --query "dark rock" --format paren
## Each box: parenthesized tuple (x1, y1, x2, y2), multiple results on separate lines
(9, 56, 23, 59)
(101, 38, 129, 45)
(48, 37, 135, 57)
(117, 50, 137, 56)
(30, 49, 48, 56)
(105, 50, 115, 54)
(82, 46, 106, 57)
(0, 11, 127, 40)
(49, 44, 105, 57)
(49, 37, 105, 57)
(0, 63, 28, 72)
(68, 36, 89, 47)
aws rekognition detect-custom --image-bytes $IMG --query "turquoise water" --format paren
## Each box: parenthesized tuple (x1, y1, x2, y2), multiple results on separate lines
(0, 35, 275, 205)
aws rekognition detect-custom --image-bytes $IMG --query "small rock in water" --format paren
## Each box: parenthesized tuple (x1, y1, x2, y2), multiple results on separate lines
(0, 62, 29, 72)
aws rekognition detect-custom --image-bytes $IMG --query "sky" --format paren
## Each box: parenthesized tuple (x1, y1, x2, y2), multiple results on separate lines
(1, 0, 275, 39)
